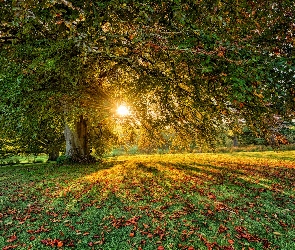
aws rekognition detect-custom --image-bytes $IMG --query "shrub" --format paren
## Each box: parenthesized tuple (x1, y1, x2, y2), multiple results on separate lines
(34, 159, 44, 163)
(56, 155, 71, 165)
(7, 159, 15, 165)
(70, 154, 96, 164)
(56, 154, 96, 165)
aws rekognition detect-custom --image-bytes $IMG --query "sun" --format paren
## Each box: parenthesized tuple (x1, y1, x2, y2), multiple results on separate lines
(117, 105, 130, 116)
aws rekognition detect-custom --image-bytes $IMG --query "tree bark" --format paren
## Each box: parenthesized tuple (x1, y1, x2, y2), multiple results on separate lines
(233, 135, 239, 147)
(64, 115, 89, 159)
(48, 148, 60, 161)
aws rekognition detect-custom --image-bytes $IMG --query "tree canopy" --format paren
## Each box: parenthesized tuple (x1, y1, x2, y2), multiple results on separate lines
(0, 0, 294, 160)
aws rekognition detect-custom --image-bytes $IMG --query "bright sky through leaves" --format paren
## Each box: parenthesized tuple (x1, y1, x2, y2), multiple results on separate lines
(117, 105, 130, 116)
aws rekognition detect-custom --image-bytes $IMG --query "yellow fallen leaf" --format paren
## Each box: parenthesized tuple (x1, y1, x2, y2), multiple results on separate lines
(273, 232, 282, 236)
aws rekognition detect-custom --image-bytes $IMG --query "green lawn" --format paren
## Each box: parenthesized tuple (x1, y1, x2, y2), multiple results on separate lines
(0, 152, 295, 249)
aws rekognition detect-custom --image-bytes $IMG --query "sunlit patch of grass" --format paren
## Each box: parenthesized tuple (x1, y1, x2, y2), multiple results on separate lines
(0, 151, 295, 249)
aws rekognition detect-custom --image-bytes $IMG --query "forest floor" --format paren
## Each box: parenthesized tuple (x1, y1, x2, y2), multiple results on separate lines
(0, 151, 295, 249)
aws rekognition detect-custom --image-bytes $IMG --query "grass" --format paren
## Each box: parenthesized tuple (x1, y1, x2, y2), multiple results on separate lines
(0, 154, 48, 166)
(0, 151, 295, 249)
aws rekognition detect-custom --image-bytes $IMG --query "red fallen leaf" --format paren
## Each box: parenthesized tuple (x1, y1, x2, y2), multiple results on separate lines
(208, 193, 216, 200)
(235, 226, 246, 233)
(188, 247, 195, 250)
(147, 233, 153, 238)
(7, 235, 17, 243)
(57, 241, 63, 247)
(88, 242, 94, 247)
(228, 239, 234, 244)
(29, 236, 35, 241)
(262, 239, 270, 248)
(41, 238, 64, 247)
(206, 210, 214, 216)
(223, 246, 234, 250)
(235, 226, 259, 242)
(129, 232, 135, 237)
(215, 202, 228, 211)
(279, 221, 288, 227)
(2, 245, 18, 250)
(66, 241, 76, 247)
(41, 239, 50, 246)
(157, 246, 164, 250)
(198, 234, 219, 249)
(93, 240, 104, 245)
(125, 216, 140, 226)
(218, 224, 228, 233)
(51, 239, 58, 247)
(31, 225, 50, 234)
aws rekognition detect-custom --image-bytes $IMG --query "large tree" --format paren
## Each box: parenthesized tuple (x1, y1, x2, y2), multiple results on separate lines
(1, 0, 294, 160)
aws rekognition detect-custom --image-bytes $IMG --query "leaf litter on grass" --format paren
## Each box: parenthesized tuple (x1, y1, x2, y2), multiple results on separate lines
(0, 152, 295, 249)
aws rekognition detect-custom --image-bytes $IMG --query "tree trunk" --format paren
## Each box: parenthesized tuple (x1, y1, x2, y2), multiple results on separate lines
(64, 115, 89, 159)
(233, 135, 239, 147)
(48, 148, 60, 161)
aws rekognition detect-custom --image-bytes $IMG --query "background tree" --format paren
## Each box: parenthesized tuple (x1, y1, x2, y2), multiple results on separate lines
(1, 0, 294, 160)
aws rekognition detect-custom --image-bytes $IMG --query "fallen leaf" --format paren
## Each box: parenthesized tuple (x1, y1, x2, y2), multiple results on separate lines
(208, 193, 216, 200)
(57, 241, 63, 247)
(66, 241, 76, 247)
(2, 245, 18, 250)
(7, 235, 17, 243)
(147, 233, 153, 238)
(262, 238, 270, 248)
(206, 210, 214, 216)
(273, 232, 282, 236)
(218, 224, 228, 233)
(40, 238, 64, 247)
(228, 239, 234, 244)
(129, 232, 135, 237)
(157, 246, 164, 250)
(29, 236, 35, 241)
(235, 226, 259, 242)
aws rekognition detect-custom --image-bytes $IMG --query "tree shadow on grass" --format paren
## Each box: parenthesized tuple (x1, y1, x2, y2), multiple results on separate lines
(155, 160, 295, 197)
(231, 152, 295, 162)
(0, 160, 123, 202)
(135, 162, 161, 175)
